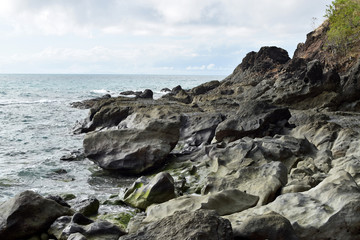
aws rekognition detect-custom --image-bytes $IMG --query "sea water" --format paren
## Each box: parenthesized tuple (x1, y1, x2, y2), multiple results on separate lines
(0, 74, 225, 202)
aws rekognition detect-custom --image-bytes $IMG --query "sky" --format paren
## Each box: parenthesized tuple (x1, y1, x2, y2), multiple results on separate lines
(0, 0, 332, 75)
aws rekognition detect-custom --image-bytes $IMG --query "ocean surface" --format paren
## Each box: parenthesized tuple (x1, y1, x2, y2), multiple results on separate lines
(0, 74, 226, 202)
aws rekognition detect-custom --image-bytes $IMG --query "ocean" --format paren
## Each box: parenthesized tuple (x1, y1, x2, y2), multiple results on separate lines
(0, 74, 226, 202)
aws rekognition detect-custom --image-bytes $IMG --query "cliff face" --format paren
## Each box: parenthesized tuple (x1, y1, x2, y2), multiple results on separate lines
(294, 20, 360, 73)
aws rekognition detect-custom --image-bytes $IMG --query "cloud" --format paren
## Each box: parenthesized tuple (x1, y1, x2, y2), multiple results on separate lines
(0, 0, 332, 74)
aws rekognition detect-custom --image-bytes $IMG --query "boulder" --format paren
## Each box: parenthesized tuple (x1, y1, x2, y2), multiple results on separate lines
(72, 197, 100, 217)
(0, 191, 73, 240)
(120, 209, 233, 240)
(215, 101, 291, 142)
(225, 171, 360, 240)
(71, 94, 112, 109)
(144, 189, 258, 223)
(234, 211, 299, 240)
(123, 172, 176, 210)
(83, 119, 180, 174)
(138, 89, 153, 99)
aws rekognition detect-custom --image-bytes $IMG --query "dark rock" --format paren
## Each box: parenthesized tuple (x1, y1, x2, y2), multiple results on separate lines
(120, 209, 233, 240)
(190, 80, 220, 95)
(71, 94, 112, 109)
(120, 91, 142, 96)
(123, 172, 176, 210)
(0, 191, 73, 240)
(83, 119, 180, 174)
(161, 88, 171, 92)
(60, 149, 85, 161)
(215, 101, 291, 142)
(172, 85, 183, 94)
(72, 212, 94, 225)
(72, 197, 100, 217)
(305, 59, 323, 84)
(138, 89, 153, 99)
(46, 195, 71, 208)
(342, 57, 360, 102)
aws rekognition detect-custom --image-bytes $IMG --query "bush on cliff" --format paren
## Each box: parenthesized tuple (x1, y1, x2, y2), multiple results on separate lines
(325, 0, 360, 54)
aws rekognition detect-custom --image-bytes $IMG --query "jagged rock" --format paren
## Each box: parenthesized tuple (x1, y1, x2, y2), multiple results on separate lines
(120, 210, 233, 240)
(172, 85, 183, 94)
(215, 101, 291, 142)
(160, 88, 171, 92)
(83, 119, 180, 174)
(225, 171, 360, 240)
(342, 57, 360, 103)
(144, 189, 258, 223)
(0, 191, 73, 240)
(123, 172, 176, 210)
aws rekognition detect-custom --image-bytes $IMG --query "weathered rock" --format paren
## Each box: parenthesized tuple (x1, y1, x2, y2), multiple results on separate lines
(190, 80, 220, 95)
(215, 101, 291, 142)
(120, 91, 142, 96)
(120, 210, 233, 240)
(144, 189, 258, 223)
(225, 171, 360, 240)
(72, 197, 100, 217)
(123, 172, 176, 210)
(83, 119, 180, 174)
(71, 94, 112, 109)
(0, 191, 73, 240)
(342, 57, 360, 103)
(233, 211, 299, 240)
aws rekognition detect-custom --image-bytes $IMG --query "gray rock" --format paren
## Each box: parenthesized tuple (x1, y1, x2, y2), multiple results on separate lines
(190, 80, 220, 95)
(72, 197, 100, 217)
(84, 119, 180, 174)
(215, 101, 291, 142)
(123, 172, 176, 210)
(144, 189, 258, 223)
(234, 211, 299, 240)
(0, 191, 73, 240)
(67, 232, 87, 240)
(138, 89, 153, 99)
(225, 171, 360, 240)
(120, 209, 233, 240)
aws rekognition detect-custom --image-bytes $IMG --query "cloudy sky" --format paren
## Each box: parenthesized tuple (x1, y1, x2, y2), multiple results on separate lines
(0, 0, 331, 75)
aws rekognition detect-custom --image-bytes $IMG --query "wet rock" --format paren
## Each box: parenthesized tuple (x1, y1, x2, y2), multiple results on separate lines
(123, 172, 176, 210)
(138, 89, 153, 99)
(72, 197, 100, 217)
(49, 213, 125, 240)
(84, 119, 180, 174)
(46, 195, 71, 208)
(120, 91, 142, 96)
(160, 88, 171, 92)
(71, 94, 112, 109)
(60, 149, 85, 161)
(0, 191, 73, 240)
(120, 209, 233, 240)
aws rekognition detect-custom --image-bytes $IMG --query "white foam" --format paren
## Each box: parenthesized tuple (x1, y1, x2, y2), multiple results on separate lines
(91, 89, 110, 94)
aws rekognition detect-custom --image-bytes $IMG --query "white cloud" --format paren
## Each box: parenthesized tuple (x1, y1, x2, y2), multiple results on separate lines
(0, 0, 332, 74)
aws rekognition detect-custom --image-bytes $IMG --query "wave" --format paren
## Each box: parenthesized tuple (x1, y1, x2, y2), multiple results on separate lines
(90, 89, 110, 95)
(0, 99, 61, 106)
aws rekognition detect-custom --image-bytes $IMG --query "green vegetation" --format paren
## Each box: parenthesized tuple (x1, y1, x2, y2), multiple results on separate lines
(325, 0, 360, 54)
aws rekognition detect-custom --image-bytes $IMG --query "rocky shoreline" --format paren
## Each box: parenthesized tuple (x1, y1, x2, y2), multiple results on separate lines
(1, 22, 360, 240)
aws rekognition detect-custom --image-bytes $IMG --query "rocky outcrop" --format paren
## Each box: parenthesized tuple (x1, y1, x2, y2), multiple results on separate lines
(0, 191, 73, 240)
(144, 189, 258, 223)
(84, 119, 180, 174)
(120, 210, 233, 240)
(123, 172, 176, 210)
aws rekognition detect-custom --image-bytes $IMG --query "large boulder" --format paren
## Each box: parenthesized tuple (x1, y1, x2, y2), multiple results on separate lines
(120, 209, 233, 240)
(84, 119, 180, 174)
(0, 191, 73, 240)
(144, 189, 258, 223)
(215, 101, 291, 142)
(190, 80, 220, 95)
(123, 172, 176, 210)
(225, 171, 360, 240)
